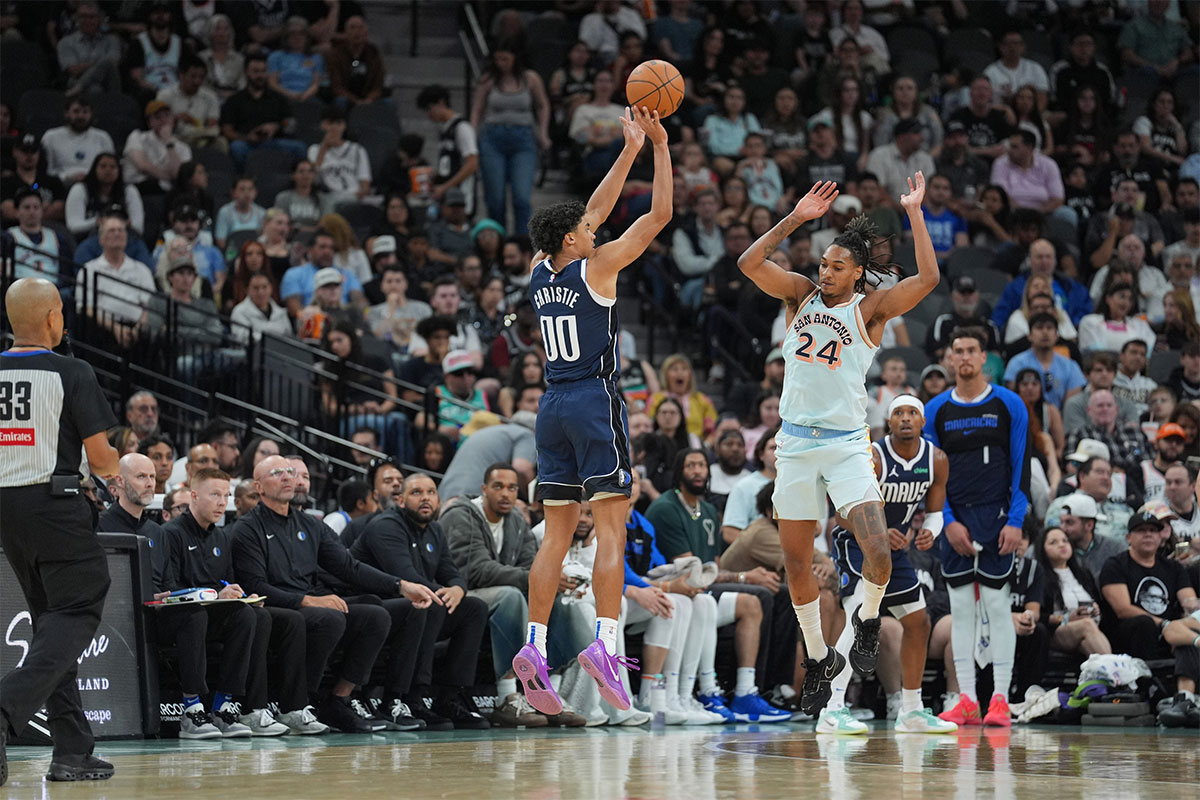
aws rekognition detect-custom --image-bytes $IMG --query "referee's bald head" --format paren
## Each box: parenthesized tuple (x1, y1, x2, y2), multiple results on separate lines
(5, 277, 64, 345)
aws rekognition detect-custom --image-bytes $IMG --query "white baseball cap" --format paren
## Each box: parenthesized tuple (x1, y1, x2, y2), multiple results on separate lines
(1059, 493, 1107, 521)
(1066, 438, 1110, 464)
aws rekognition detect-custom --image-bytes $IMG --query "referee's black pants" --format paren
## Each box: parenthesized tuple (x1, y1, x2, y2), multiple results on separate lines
(152, 602, 256, 697)
(299, 595, 390, 700)
(0, 490, 110, 758)
(245, 606, 307, 713)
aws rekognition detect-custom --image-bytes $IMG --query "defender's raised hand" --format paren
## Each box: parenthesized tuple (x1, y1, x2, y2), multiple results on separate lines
(632, 105, 668, 145)
(899, 171, 926, 212)
(793, 180, 838, 221)
(619, 106, 646, 149)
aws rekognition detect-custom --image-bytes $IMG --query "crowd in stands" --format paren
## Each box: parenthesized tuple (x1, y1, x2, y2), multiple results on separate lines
(3, 0, 1200, 731)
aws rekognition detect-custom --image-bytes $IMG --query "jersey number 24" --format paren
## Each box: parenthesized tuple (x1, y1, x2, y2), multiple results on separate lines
(794, 332, 842, 369)
(540, 315, 581, 362)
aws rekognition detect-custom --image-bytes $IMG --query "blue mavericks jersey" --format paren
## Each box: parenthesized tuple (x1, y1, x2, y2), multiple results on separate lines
(874, 435, 935, 530)
(530, 257, 620, 384)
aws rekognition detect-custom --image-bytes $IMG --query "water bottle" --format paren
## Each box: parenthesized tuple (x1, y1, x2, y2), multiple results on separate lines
(650, 674, 667, 730)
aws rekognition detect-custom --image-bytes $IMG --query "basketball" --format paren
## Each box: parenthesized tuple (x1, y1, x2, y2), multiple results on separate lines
(625, 60, 684, 119)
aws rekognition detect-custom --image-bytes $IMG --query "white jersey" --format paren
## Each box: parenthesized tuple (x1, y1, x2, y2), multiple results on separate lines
(780, 289, 878, 431)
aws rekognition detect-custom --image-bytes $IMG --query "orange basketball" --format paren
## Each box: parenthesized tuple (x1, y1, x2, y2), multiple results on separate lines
(625, 60, 684, 118)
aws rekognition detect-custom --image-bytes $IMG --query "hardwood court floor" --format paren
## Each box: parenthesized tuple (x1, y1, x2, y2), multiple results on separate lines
(3, 724, 1197, 799)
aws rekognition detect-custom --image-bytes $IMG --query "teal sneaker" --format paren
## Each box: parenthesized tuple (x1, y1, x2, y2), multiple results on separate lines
(816, 707, 868, 735)
(895, 708, 959, 734)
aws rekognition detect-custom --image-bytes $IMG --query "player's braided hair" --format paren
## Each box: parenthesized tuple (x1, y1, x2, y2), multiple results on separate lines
(529, 200, 587, 257)
(832, 215, 899, 293)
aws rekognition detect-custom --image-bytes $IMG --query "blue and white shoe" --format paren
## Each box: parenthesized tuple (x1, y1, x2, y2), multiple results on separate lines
(729, 691, 792, 723)
(816, 707, 869, 735)
(697, 691, 737, 722)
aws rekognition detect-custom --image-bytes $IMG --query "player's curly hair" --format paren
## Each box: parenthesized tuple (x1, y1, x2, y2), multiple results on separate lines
(529, 200, 587, 257)
(832, 215, 899, 293)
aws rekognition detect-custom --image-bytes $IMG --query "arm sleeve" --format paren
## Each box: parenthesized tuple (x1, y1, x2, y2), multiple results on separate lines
(1003, 391, 1031, 528)
(230, 519, 306, 609)
(922, 399, 957, 526)
(624, 560, 648, 588)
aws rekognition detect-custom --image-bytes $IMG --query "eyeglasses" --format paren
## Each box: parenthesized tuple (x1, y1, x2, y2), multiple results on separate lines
(267, 467, 297, 478)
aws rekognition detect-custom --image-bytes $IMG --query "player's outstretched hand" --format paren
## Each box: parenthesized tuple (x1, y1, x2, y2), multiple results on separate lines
(631, 104, 668, 145)
(619, 106, 646, 150)
(792, 180, 838, 220)
(899, 171, 926, 212)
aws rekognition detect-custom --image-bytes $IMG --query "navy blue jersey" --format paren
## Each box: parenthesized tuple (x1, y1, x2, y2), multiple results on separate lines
(923, 385, 1031, 528)
(873, 435, 935, 531)
(530, 257, 619, 384)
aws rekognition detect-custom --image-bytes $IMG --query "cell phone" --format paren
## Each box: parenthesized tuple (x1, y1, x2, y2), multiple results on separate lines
(1175, 540, 1192, 560)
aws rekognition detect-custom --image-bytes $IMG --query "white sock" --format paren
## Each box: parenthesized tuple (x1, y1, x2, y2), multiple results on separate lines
(638, 674, 660, 705)
(980, 585, 1015, 703)
(902, 688, 922, 713)
(947, 584, 978, 704)
(698, 670, 718, 695)
(528, 621, 548, 658)
(497, 676, 517, 705)
(596, 616, 619, 656)
(682, 672, 697, 698)
(793, 599, 828, 661)
(859, 579, 886, 620)
(734, 667, 756, 697)
(664, 670, 680, 699)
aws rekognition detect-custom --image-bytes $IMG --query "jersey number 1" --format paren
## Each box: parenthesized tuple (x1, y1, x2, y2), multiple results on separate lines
(540, 315, 581, 362)
(794, 333, 842, 369)
(0, 380, 32, 420)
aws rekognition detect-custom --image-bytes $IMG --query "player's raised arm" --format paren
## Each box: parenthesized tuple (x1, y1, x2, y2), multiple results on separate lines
(867, 172, 940, 320)
(588, 107, 671, 287)
(737, 182, 837, 302)
(582, 106, 646, 231)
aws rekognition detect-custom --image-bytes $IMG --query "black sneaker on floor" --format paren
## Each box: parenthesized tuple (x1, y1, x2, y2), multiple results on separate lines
(46, 753, 114, 782)
(848, 607, 881, 676)
(433, 691, 491, 730)
(347, 697, 388, 732)
(800, 648, 846, 716)
(382, 697, 426, 731)
(318, 695, 378, 733)
(406, 696, 453, 731)
(1158, 693, 1200, 728)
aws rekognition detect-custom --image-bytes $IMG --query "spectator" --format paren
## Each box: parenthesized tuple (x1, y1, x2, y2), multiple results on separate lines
(1117, 0, 1197, 81)
(795, 119, 858, 197)
(140, 433, 175, 494)
(1165, 249, 1200, 323)
(579, 0, 647, 66)
(1099, 511, 1199, 726)
(4, 188, 71, 282)
(1163, 463, 1200, 544)
(949, 76, 1012, 161)
(926, 276, 1001, 357)
(849, 172, 899, 242)
(153, 201, 226, 296)
(1092, 129, 1171, 214)
(121, 99, 192, 196)
(148, 250, 229, 379)
(789, 2, 833, 75)
(1036, 526, 1113, 656)
(214, 177, 266, 253)
(990, 129, 1069, 228)
(328, 15, 388, 107)
(220, 53, 306, 170)
(1167, 342, 1200, 403)
(230, 271, 293, 343)
(125, 390, 161, 440)
(437, 413, 538, 502)
(649, 354, 717, 443)
(1, 134, 67, 225)
(1157, 289, 1200, 350)
(407, 277, 484, 359)
(1140, 422, 1189, 506)
(1078, 280, 1158, 354)
(1085, 179, 1167, 273)
(75, 215, 156, 351)
(56, 1, 121, 96)
(315, 212, 370, 284)
(759, 87, 806, 179)
(309, 106, 372, 205)
(1112, 339, 1159, 417)
(365, 264, 431, 352)
(427, 189, 473, 266)
(569, 71, 627, 187)
(1053, 460, 1133, 546)
(738, 38, 790, 121)
(397, 315, 455, 399)
(1063, 352, 1141, 437)
(274, 160, 331, 233)
(809, 193, 862, 262)
(166, 161, 216, 230)
(1133, 88, 1188, 171)
(40, 96, 114, 186)
(813, 36, 879, 113)
(874, 75, 943, 156)
(702, 85, 761, 178)
(198, 14, 245, 100)
(268, 17, 324, 103)
(721, 428, 777, 545)
(917, 363, 949, 404)
(466, 274, 506, 352)
(416, 349, 491, 440)
(417, 84, 479, 213)
(1009, 84, 1053, 155)
(984, 30, 1050, 108)
(1049, 29, 1116, 113)
(653, 0, 704, 65)
(157, 56, 222, 152)
(280, 229, 365, 316)
(298, 267, 357, 341)
(127, 3, 185, 98)
(1014, 366, 1067, 462)
(1002, 278, 1077, 356)
(548, 42, 596, 146)
(810, 75, 872, 164)
(498, 352, 547, 416)
(1160, 180, 1199, 250)
(1003, 311, 1087, 409)
(1053, 87, 1111, 169)
(903, 173, 965, 258)
(1066, 392, 1150, 476)
(709, 428, 751, 512)
(684, 26, 732, 112)
(829, 0, 889, 74)
(991, 238, 1092, 327)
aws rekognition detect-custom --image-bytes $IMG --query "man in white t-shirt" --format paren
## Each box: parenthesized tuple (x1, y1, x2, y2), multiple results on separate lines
(1163, 463, 1200, 545)
(40, 96, 114, 186)
(123, 100, 192, 194)
(75, 216, 157, 349)
(983, 30, 1050, 108)
(157, 55, 222, 150)
(709, 429, 752, 507)
(721, 428, 777, 545)
(308, 105, 372, 204)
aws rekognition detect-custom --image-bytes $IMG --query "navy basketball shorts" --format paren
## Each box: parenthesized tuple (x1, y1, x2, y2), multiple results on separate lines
(937, 501, 1014, 589)
(833, 527, 924, 617)
(535, 378, 632, 503)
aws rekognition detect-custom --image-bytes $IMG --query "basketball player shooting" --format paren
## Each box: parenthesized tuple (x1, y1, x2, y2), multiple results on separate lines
(512, 105, 670, 715)
(736, 173, 940, 715)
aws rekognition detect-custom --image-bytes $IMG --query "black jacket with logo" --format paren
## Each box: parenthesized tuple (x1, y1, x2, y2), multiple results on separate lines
(98, 503, 167, 594)
(162, 509, 236, 592)
(351, 508, 467, 592)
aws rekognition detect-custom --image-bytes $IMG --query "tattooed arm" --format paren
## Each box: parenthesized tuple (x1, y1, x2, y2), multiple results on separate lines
(737, 181, 837, 303)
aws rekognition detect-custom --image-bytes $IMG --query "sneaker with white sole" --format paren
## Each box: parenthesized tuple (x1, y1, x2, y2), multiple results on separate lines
(676, 694, 726, 725)
(491, 693, 548, 728)
(816, 707, 869, 735)
(237, 708, 290, 736)
(179, 705, 222, 739)
(277, 705, 330, 735)
(895, 708, 959, 734)
(212, 704, 253, 738)
(609, 706, 652, 726)
(634, 697, 689, 725)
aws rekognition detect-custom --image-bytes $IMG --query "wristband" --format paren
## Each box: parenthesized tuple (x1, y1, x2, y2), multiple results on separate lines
(924, 511, 944, 540)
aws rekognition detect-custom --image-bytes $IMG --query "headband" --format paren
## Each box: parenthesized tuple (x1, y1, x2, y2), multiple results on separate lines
(887, 394, 924, 418)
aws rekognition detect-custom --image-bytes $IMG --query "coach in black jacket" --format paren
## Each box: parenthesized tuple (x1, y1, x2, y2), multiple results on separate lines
(353, 473, 490, 729)
(231, 455, 404, 733)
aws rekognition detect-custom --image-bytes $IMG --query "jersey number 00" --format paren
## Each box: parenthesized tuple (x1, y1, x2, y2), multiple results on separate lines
(540, 315, 581, 363)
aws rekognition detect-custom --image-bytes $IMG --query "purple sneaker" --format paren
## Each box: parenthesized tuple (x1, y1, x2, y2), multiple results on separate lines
(577, 640, 639, 711)
(512, 644, 562, 715)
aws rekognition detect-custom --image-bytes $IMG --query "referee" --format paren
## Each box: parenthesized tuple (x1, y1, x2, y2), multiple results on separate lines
(1, 277, 119, 784)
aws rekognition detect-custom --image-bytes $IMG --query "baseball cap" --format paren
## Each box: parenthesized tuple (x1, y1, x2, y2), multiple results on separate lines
(831, 195, 862, 216)
(1126, 510, 1163, 534)
(766, 346, 784, 364)
(14, 133, 39, 152)
(442, 349, 475, 374)
(371, 235, 397, 257)
(1060, 493, 1106, 521)
(1138, 499, 1178, 522)
(443, 187, 467, 206)
(144, 99, 170, 117)
(920, 363, 947, 381)
(314, 267, 344, 288)
(953, 276, 977, 294)
(1155, 422, 1186, 441)
(172, 202, 200, 221)
(1066, 438, 1110, 463)
(893, 118, 921, 136)
(166, 250, 196, 275)
(946, 120, 967, 135)
(807, 117, 832, 132)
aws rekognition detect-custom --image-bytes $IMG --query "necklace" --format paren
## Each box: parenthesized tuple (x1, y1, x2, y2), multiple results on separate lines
(675, 489, 701, 521)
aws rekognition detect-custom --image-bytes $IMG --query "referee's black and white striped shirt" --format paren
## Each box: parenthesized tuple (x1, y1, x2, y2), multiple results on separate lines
(0, 349, 114, 488)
